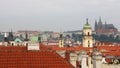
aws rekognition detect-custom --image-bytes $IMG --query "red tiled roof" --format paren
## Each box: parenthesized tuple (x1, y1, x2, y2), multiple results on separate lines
(0, 46, 27, 51)
(40, 43, 120, 56)
(0, 51, 74, 68)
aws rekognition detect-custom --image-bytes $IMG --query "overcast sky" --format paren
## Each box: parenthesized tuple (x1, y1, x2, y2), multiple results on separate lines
(0, 0, 120, 32)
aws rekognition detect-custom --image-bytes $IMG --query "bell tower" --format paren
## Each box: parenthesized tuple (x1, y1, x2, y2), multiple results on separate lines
(59, 34, 64, 48)
(82, 19, 93, 47)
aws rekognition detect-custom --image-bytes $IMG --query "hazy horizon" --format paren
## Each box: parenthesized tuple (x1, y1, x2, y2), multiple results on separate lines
(0, 0, 120, 32)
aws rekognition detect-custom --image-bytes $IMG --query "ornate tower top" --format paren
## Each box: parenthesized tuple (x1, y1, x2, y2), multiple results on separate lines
(83, 18, 91, 29)
(86, 18, 88, 24)
(95, 19, 98, 31)
(98, 16, 102, 24)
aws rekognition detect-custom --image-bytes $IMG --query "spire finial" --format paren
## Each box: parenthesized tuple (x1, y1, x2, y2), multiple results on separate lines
(86, 18, 88, 24)
(99, 16, 102, 22)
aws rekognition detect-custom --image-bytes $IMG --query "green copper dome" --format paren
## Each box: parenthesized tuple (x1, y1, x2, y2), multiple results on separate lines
(83, 18, 91, 29)
(83, 23, 91, 29)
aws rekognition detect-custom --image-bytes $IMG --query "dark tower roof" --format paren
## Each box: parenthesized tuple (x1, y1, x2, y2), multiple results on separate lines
(95, 19, 98, 31)
(98, 17, 102, 24)
(60, 34, 63, 39)
(86, 18, 88, 24)
(24, 33, 29, 41)
(8, 29, 14, 41)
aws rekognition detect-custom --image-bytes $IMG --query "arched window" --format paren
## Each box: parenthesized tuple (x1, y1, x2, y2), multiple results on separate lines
(26, 43, 28, 46)
(88, 32, 90, 36)
(12, 43, 14, 46)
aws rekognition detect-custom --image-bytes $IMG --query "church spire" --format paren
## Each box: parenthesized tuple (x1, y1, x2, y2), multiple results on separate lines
(25, 31, 29, 41)
(98, 16, 103, 24)
(86, 18, 88, 24)
(105, 21, 107, 29)
(8, 28, 14, 41)
(95, 19, 98, 31)
(99, 16, 102, 23)
(98, 16, 103, 29)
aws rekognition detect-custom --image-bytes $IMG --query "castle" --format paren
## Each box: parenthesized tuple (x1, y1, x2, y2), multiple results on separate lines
(95, 17, 118, 35)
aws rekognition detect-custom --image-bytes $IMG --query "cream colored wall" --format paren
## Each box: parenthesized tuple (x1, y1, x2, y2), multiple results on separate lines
(83, 29, 92, 36)
(70, 53, 77, 68)
(56, 50, 65, 58)
(59, 40, 64, 47)
(83, 38, 93, 47)
(102, 64, 120, 68)
(81, 55, 88, 68)
(83, 28, 93, 47)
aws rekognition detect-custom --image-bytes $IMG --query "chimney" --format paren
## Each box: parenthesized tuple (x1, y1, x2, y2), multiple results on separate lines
(65, 51, 70, 62)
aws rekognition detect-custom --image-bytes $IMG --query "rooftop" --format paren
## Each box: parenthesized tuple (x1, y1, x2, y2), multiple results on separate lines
(0, 50, 74, 68)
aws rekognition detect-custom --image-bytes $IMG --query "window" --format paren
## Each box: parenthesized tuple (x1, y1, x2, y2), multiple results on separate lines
(12, 43, 14, 46)
(88, 32, 90, 36)
(88, 41, 90, 47)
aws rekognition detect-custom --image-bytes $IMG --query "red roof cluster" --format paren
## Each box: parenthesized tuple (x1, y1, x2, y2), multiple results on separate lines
(40, 43, 120, 56)
(0, 43, 120, 68)
(0, 51, 74, 68)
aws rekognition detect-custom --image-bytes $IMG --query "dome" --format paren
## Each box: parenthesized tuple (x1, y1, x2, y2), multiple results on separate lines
(83, 18, 92, 29)
(83, 23, 91, 29)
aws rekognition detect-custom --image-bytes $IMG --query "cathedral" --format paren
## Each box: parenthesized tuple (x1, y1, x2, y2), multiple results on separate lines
(94, 17, 118, 35)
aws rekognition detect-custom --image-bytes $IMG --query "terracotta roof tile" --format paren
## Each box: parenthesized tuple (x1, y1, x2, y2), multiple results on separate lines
(0, 51, 74, 68)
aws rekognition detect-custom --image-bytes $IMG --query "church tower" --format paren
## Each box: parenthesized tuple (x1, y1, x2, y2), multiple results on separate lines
(24, 32, 29, 41)
(98, 17, 103, 29)
(8, 29, 14, 41)
(94, 19, 98, 31)
(59, 34, 64, 48)
(82, 19, 93, 47)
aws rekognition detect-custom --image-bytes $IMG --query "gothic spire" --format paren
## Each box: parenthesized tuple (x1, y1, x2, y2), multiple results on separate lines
(98, 16, 102, 24)
(95, 19, 98, 31)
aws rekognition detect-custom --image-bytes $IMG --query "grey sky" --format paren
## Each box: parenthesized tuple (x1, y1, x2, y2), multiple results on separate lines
(0, 0, 120, 32)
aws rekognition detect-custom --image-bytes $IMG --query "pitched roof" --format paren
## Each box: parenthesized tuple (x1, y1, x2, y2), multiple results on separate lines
(0, 51, 74, 68)
(40, 43, 120, 56)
